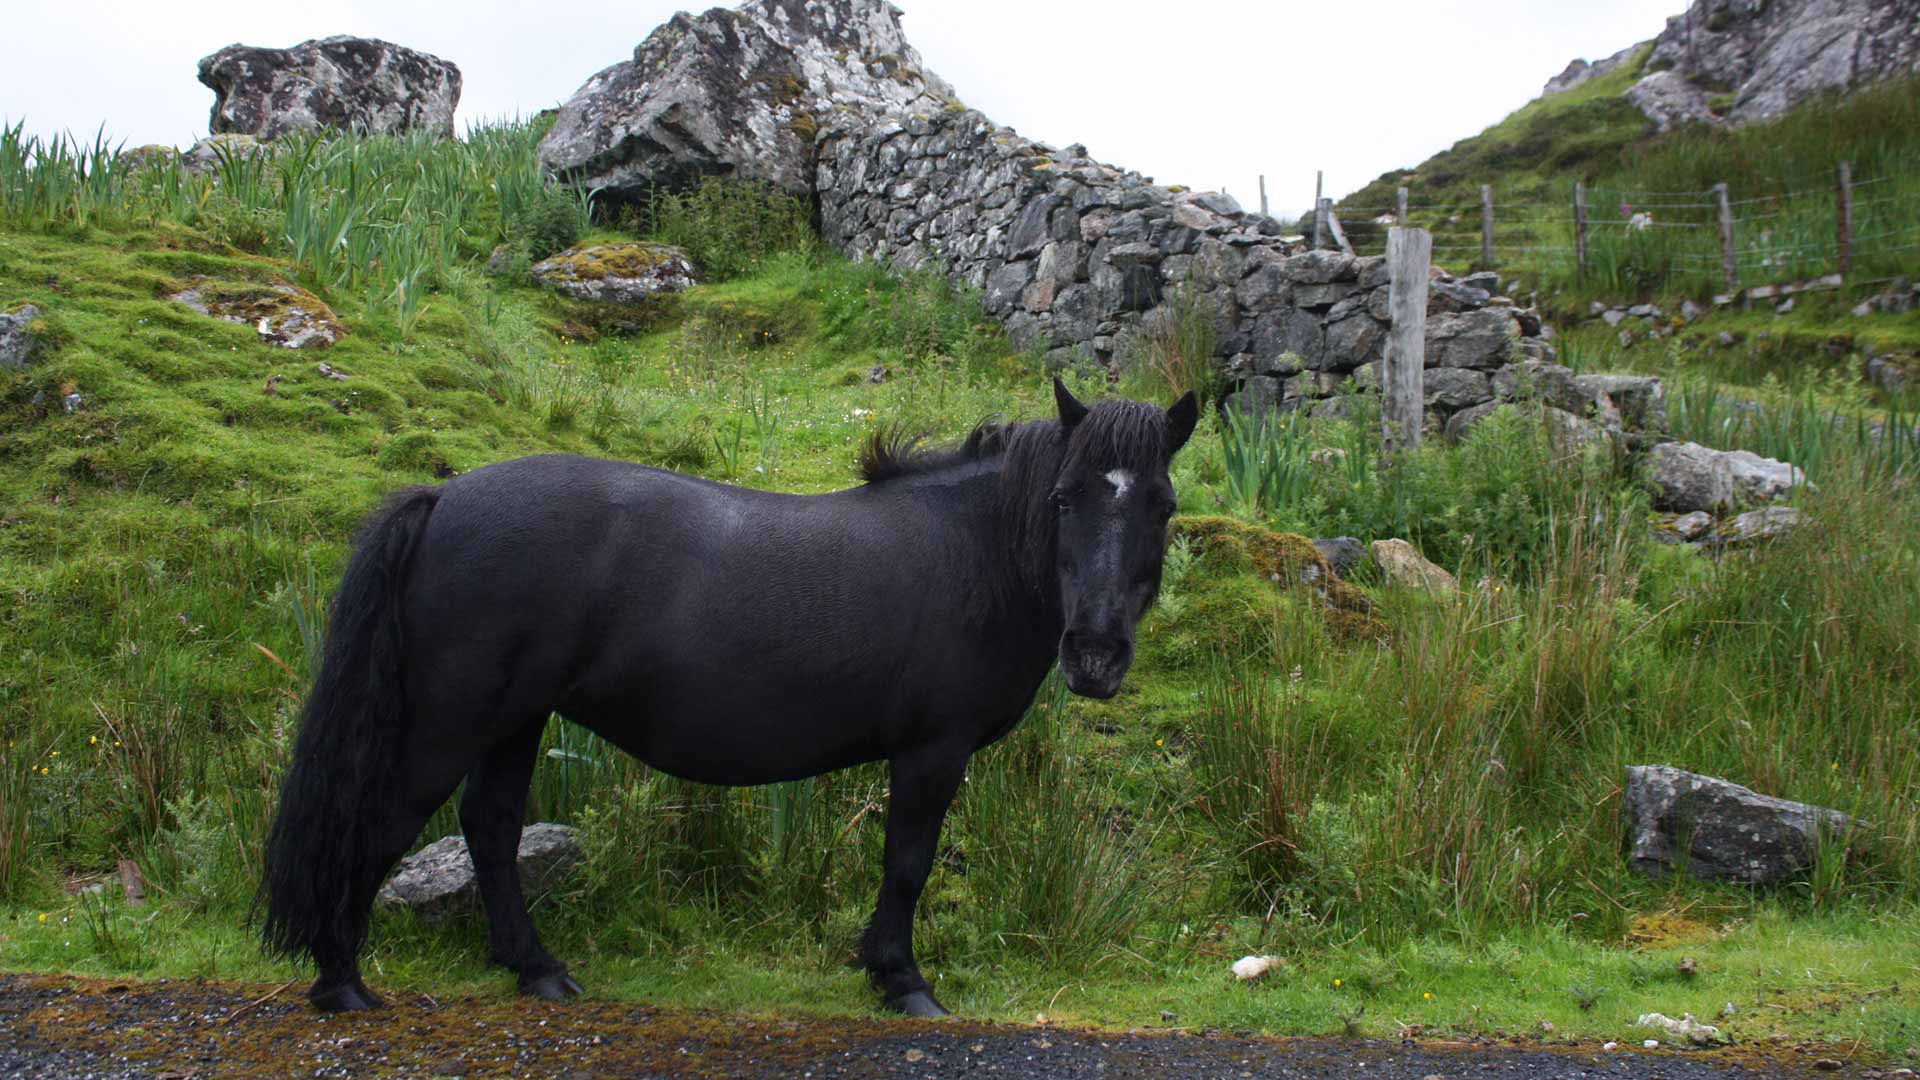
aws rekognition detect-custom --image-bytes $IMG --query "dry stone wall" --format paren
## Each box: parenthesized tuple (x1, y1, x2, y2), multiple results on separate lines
(816, 108, 1582, 433)
(548, 0, 1657, 437)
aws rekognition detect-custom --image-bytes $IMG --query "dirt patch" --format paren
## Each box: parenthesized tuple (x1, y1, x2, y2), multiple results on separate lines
(0, 973, 1877, 1080)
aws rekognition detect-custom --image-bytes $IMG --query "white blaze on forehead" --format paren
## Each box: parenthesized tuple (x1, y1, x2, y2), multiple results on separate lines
(1103, 468, 1134, 499)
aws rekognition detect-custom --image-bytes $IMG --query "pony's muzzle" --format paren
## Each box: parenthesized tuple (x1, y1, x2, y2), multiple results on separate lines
(1059, 628, 1133, 699)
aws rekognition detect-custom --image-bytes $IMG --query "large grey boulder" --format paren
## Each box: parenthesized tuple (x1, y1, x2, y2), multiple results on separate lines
(1624, 765, 1854, 885)
(198, 36, 461, 140)
(539, 0, 954, 202)
(1, 304, 47, 369)
(1648, 440, 1805, 511)
(378, 823, 583, 917)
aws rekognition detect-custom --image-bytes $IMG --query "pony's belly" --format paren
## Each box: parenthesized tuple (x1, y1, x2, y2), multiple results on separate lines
(569, 692, 895, 787)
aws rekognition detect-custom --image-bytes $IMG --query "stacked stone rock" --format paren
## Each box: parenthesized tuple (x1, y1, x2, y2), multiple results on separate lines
(815, 107, 1609, 436)
(541, 0, 1668, 439)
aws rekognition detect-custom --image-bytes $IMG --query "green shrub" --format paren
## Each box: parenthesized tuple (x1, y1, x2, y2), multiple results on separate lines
(642, 177, 814, 281)
(506, 185, 581, 262)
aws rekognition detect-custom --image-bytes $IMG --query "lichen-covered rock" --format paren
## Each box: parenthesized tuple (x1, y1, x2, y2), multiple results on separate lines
(1369, 538, 1456, 595)
(1427, 308, 1520, 370)
(1657, 510, 1716, 543)
(377, 823, 582, 917)
(118, 145, 180, 173)
(530, 242, 697, 304)
(1640, 0, 1920, 128)
(1173, 516, 1382, 639)
(1720, 505, 1806, 545)
(1423, 367, 1493, 410)
(1648, 441, 1804, 512)
(1624, 765, 1853, 885)
(1624, 69, 1721, 132)
(1648, 441, 1735, 511)
(1, 304, 49, 369)
(539, 0, 954, 201)
(182, 133, 267, 175)
(1573, 373, 1667, 432)
(198, 36, 461, 140)
(170, 279, 343, 349)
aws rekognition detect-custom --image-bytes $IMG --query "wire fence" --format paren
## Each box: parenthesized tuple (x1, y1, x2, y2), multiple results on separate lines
(1319, 167, 1919, 299)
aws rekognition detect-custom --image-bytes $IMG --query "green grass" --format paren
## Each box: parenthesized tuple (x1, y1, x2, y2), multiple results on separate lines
(3, 120, 1919, 1055)
(1335, 68, 1920, 310)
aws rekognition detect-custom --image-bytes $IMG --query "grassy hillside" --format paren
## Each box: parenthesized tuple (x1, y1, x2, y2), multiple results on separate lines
(2, 123, 1919, 1052)
(1337, 69, 1920, 319)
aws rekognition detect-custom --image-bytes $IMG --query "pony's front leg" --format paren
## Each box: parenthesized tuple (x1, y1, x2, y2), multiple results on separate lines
(862, 741, 968, 1017)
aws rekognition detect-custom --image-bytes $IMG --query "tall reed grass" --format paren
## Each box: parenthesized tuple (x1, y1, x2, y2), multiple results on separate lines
(1, 118, 587, 338)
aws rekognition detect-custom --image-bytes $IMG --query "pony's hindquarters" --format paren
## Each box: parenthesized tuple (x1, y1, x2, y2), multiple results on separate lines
(258, 486, 440, 996)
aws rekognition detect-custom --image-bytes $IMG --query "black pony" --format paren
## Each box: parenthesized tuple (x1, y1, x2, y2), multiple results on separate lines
(260, 378, 1197, 1016)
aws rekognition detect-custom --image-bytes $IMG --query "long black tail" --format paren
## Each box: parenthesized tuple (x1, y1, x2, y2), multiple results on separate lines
(260, 486, 440, 970)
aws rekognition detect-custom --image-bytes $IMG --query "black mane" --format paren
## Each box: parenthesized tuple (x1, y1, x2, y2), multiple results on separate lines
(856, 399, 1174, 603)
(856, 399, 1171, 487)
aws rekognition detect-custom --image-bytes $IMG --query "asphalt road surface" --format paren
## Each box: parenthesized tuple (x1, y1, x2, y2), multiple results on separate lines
(0, 974, 1893, 1079)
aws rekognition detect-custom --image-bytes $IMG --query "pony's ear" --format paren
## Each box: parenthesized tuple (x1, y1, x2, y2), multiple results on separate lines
(1053, 376, 1090, 430)
(1165, 391, 1198, 457)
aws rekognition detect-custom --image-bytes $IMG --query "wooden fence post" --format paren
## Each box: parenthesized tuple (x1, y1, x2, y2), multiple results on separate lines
(1383, 226, 1431, 455)
(1836, 161, 1853, 277)
(1573, 181, 1588, 280)
(1313, 171, 1327, 250)
(1258, 174, 1269, 218)
(1395, 186, 1409, 225)
(1325, 204, 1355, 256)
(1714, 182, 1738, 295)
(1479, 184, 1494, 266)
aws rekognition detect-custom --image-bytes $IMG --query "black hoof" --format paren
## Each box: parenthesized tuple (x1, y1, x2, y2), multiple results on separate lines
(886, 990, 951, 1018)
(520, 971, 585, 1001)
(310, 978, 383, 1012)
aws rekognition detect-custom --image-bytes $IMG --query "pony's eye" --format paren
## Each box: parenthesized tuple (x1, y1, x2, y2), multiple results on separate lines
(1052, 493, 1073, 512)
(1158, 502, 1176, 522)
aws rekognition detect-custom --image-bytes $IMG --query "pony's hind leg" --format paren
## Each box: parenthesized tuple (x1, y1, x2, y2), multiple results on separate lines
(459, 717, 582, 1000)
(310, 752, 474, 1011)
(862, 740, 969, 1018)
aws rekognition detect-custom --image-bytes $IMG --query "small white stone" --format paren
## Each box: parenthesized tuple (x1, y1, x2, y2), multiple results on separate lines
(1231, 955, 1280, 981)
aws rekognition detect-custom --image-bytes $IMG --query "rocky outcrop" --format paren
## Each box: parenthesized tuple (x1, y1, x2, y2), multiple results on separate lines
(170, 280, 344, 349)
(1, 304, 48, 369)
(1538, 43, 1642, 98)
(1624, 765, 1854, 885)
(198, 36, 462, 140)
(530, 242, 697, 304)
(1545, 0, 1920, 130)
(539, 0, 954, 201)
(377, 823, 582, 917)
(1648, 0, 1920, 126)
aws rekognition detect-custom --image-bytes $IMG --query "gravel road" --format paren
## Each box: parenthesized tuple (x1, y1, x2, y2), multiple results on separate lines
(0, 974, 1890, 1079)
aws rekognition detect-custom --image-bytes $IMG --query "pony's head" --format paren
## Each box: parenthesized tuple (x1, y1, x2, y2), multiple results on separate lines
(1047, 378, 1197, 699)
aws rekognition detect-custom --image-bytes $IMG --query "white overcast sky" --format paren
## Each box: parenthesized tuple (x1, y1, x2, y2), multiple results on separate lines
(4, 0, 1676, 213)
